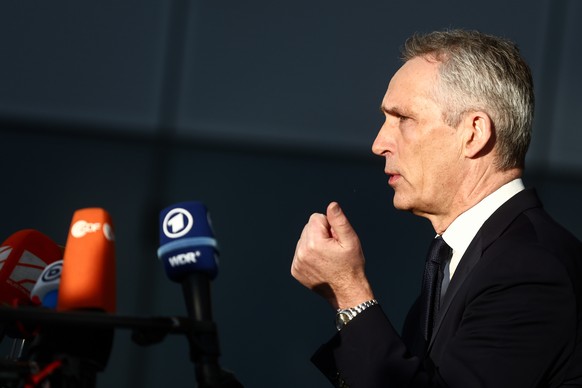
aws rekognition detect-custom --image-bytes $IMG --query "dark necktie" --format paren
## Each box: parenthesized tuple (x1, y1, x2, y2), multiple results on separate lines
(420, 236, 452, 342)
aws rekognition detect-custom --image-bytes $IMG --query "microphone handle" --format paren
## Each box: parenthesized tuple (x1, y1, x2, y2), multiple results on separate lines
(181, 274, 243, 388)
(181, 273, 222, 386)
(182, 273, 214, 323)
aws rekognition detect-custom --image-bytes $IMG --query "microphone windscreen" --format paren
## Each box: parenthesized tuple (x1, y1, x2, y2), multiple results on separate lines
(57, 208, 116, 313)
(30, 260, 63, 308)
(0, 229, 62, 306)
(157, 201, 219, 282)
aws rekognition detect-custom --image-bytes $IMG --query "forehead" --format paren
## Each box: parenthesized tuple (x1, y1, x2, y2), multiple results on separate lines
(384, 56, 440, 105)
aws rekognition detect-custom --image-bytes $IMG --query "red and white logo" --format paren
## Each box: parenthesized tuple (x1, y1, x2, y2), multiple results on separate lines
(0, 247, 47, 294)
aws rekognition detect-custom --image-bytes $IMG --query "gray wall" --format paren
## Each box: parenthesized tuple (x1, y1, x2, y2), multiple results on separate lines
(1, 1, 581, 387)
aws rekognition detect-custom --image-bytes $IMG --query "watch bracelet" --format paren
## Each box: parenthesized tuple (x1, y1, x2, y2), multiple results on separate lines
(338, 298, 378, 315)
(336, 299, 379, 331)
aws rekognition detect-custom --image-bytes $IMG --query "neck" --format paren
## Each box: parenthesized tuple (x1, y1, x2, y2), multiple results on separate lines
(427, 168, 522, 234)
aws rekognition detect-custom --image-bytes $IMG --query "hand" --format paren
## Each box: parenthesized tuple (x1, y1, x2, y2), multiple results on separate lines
(291, 202, 374, 309)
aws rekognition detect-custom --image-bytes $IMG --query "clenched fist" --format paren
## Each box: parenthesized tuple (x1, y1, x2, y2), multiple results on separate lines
(291, 202, 374, 309)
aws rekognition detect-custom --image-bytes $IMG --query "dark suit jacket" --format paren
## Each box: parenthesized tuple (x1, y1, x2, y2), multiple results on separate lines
(312, 189, 582, 387)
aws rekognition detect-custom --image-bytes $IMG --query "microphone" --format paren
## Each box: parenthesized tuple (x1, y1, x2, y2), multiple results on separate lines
(27, 208, 116, 385)
(158, 201, 219, 283)
(30, 260, 63, 309)
(57, 208, 116, 313)
(0, 230, 63, 308)
(158, 201, 219, 325)
(0, 230, 62, 358)
(158, 201, 237, 387)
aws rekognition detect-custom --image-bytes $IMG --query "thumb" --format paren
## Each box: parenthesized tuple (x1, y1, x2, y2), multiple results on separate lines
(326, 202, 356, 242)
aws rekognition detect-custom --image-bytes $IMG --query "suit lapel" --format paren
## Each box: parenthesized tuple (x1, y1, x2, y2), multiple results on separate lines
(427, 189, 542, 351)
(427, 234, 483, 350)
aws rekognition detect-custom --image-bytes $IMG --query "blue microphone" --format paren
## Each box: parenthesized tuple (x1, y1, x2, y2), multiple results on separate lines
(157, 201, 243, 387)
(157, 202, 219, 282)
(158, 201, 228, 386)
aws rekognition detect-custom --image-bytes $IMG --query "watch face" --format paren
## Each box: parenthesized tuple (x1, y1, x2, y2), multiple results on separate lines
(335, 311, 353, 330)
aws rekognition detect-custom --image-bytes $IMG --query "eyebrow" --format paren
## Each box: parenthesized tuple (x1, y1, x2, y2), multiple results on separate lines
(380, 105, 413, 118)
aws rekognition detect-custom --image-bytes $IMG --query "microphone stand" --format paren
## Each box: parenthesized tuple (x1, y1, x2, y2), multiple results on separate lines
(26, 316, 114, 388)
(0, 305, 242, 387)
(182, 273, 243, 388)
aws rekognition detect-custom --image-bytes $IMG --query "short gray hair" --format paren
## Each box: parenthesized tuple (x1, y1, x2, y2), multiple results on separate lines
(401, 29, 534, 170)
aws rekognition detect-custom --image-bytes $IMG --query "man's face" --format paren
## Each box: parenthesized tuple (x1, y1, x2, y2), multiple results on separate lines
(372, 56, 465, 219)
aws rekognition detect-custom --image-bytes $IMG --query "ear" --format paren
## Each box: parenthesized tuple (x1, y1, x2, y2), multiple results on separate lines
(461, 111, 493, 158)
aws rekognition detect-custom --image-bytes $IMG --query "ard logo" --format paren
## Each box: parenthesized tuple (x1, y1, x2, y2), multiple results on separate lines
(163, 208, 194, 239)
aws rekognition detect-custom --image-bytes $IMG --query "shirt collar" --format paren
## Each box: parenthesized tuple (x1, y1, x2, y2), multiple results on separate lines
(442, 178, 525, 276)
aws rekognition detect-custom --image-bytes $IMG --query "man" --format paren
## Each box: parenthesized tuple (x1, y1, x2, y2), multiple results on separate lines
(291, 29, 582, 387)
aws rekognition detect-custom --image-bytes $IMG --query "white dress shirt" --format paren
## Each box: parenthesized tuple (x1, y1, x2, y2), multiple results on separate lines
(440, 179, 525, 294)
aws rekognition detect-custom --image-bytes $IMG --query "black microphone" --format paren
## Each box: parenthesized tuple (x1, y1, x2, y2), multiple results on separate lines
(158, 201, 242, 388)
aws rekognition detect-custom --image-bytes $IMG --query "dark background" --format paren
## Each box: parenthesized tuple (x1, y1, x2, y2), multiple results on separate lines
(1, 1, 581, 387)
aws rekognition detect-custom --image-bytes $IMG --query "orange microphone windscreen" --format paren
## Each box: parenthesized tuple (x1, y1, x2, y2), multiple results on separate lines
(57, 208, 116, 313)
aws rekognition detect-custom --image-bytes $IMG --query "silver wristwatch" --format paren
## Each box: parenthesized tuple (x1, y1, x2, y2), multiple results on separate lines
(335, 299, 378, 331)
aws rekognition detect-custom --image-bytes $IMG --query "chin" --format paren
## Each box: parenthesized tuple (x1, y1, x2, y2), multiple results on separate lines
(392, 195, 412, 211)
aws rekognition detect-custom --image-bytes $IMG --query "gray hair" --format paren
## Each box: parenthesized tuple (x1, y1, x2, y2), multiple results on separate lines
(401, 29, 534, 170)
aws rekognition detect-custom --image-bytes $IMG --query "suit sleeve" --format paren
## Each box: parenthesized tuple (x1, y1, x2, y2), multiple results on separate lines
(311, 244, 578, 388)
(312, 304, 439, 387)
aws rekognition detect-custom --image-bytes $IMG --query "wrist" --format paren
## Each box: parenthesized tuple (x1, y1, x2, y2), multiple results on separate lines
(334, 280, 374, 310)
(335, 299, 378, 331)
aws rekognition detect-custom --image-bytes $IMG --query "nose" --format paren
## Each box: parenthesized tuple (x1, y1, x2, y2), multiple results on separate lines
(371, 120, 392, 157)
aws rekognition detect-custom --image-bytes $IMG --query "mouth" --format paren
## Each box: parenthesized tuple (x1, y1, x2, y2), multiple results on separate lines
(385, 167, 401, 183)
(388, 174, 401, 185)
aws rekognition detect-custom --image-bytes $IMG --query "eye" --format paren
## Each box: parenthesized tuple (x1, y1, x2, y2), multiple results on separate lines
(397, 114, 409, 122)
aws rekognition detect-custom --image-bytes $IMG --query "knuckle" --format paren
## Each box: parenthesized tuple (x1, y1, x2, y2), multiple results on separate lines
(305, 239, 319, 252)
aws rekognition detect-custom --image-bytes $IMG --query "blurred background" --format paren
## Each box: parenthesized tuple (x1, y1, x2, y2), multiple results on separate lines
(0, 0, 581, 386)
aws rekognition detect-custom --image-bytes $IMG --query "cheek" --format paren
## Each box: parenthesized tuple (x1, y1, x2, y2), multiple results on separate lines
(427, 149, 462, 196)
(417, 141, 455, 192)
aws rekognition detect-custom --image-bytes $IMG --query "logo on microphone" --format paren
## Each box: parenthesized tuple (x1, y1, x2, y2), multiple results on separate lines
(163, 208, 194, 239)
(0, 246, 12, 270)
(103, 223, 115, 241)
(168, 251, 201, 267)
(71, 221, 115, 241)
(71, 220, 101, 238)
(41, 261, 63, 282)
(10, 250, 48, 294)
